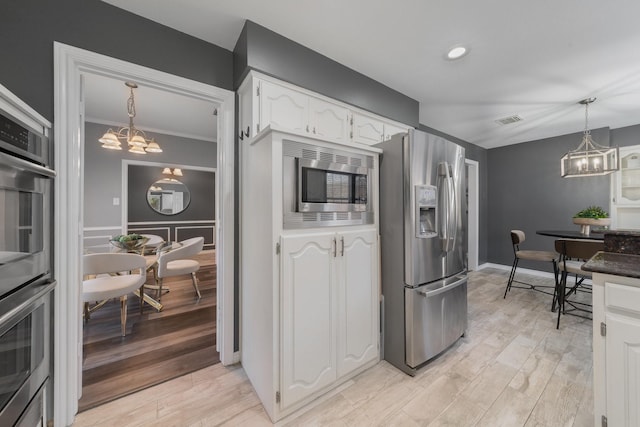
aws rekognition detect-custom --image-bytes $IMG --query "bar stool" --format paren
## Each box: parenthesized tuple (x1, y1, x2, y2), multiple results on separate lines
(504, 230, 558, 307)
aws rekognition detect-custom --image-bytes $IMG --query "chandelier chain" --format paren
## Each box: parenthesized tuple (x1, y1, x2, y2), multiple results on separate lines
(584, 101, 590, 137)
(127, 87, 136, 119)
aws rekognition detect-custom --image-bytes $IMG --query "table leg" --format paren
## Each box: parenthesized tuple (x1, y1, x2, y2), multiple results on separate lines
(134, 289, 163, 312)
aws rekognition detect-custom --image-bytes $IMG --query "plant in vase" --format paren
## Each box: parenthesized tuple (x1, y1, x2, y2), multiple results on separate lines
(572, 206, 610, 235)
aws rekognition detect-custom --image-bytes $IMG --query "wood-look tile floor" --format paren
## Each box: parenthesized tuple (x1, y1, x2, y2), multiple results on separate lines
(73, 268, 594, 426)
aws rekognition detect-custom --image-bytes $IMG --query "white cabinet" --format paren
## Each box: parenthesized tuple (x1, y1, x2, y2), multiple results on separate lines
(238, 71, 411, 147)
(593, 273, 640, 427)
(309, 97, 350, 143)
(280, 228, 378, 408)
(611, 144, 640, 230)
(351, 112, 385, 145)
(259, 80, 308, 134)
(241, 127, 380, 422)
(336, 229, 379, 377)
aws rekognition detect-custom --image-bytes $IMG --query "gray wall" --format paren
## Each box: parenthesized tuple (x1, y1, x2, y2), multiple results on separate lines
(487, 127, 611, 270)
(84, 122, 216, 227)
(611, 123, 640, 149)
(0, 0, 233, 121)
(419, 124, 489, 265)
(234, 21, 419, 127)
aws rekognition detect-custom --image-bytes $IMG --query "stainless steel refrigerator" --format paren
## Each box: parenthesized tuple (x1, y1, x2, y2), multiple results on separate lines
(376, 129, 467, 376)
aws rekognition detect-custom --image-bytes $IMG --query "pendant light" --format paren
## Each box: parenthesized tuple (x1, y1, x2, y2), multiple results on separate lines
(561, 98, 618, 177)
(98, 82, 163, 154)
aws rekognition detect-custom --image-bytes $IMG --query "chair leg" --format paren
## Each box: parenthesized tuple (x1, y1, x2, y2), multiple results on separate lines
(139, 285, 145, 315)
(84, 302, 90, 322)
(551, 260, 558, 312)
(191, 272, 201, 299)
(556, 271, 567, 329)
(120, 295, 128, 337)
(157, 278, 163, 302)
(504, 257, 519, 298)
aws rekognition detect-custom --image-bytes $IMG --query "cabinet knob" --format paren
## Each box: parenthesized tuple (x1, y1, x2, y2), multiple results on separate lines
(239, 130, 244, 141)
(313, 127, 316, 134)
(245, 126, 250, 137)
(306, 125, 310, 133)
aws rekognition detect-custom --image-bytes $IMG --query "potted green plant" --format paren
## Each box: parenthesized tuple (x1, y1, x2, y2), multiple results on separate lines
(572, 206, 611, 235)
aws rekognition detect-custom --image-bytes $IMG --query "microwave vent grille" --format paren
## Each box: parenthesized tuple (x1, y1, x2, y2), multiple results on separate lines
(350, 158, 362, 167)
(320, 213, 335, 221)
(302, 149, 317, 160)
(335, 155, 349, 165)
(336, 212, 349, 221)
(302, 213, 317, 222)
(350, 212, 362, 220)
(319, 152, 334, 163)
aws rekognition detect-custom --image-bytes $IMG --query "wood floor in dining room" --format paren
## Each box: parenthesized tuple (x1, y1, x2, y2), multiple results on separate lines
(74, 268, 594, 426)
(78, 250, 218, 412)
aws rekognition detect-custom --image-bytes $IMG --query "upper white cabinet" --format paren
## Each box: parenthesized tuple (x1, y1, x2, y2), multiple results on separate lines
(351, 112, 384, 145)
(238, 71, 411, 147)
(309, 97, 350, 143)
(259, 80, 308, 134)
(611, 144, 640, 230)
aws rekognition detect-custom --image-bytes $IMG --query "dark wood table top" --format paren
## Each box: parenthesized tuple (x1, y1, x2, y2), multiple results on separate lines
(536, 230, 605, 240)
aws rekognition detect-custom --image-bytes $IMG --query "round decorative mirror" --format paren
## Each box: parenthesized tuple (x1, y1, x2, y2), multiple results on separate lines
(146, 178, 191, 215)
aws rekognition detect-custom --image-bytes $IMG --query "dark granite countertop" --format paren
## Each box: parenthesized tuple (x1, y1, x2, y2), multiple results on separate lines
(582, 251, 640, 279)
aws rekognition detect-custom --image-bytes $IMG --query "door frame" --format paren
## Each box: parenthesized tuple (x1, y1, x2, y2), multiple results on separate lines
(53, 42, 235, 426)
(465, 159, 479, 270)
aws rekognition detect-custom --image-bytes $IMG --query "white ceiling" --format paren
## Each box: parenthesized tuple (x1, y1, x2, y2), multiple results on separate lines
(100, 0, 640, 148)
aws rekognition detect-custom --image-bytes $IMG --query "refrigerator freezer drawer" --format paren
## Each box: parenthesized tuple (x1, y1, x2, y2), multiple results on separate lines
(405, 274, 467, 368)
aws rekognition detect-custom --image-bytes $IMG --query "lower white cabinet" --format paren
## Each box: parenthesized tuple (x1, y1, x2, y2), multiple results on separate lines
(593, 273, 640, 427)
(280, 228, 379, 410)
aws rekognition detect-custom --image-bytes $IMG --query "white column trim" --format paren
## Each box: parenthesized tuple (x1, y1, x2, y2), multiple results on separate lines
(53, 42, 235, 426)
(465, 158, 479, 271)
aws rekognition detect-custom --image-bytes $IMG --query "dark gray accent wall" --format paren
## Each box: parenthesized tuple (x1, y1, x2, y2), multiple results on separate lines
(419, 124, 489, 265)
(127, 165, 214, 222)
(233, 21, 419, 127)
(611, 123, 640, 148)
(487, 127, 611, 270)
(0, 0, 233, 121)
(83, 122, 216, 227)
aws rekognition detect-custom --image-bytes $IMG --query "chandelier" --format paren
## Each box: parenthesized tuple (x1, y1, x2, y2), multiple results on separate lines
(98, 82, 163, 154)
(561, 97, 618, 177)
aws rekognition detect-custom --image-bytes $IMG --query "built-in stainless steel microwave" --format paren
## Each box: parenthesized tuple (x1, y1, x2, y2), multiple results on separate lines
(283, 140, 374, 228)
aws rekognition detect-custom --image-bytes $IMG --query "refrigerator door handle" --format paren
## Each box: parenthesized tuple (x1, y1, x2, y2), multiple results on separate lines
(438, 162, 456, 252)
(417, 275, 467, 298)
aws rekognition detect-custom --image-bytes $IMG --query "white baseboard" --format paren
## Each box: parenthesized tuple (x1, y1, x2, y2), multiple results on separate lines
(478, 262, 556, 280)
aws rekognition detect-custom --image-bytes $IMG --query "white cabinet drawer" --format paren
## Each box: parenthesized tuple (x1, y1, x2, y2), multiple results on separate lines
(606, 281, 640, 316)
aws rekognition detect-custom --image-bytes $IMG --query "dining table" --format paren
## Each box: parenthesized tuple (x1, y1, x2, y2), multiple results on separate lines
(536, 229, 606, 240)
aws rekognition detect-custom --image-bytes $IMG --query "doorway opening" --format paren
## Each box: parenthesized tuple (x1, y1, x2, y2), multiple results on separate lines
(53, 43, 235, 426)
(465, 159, 479, 270)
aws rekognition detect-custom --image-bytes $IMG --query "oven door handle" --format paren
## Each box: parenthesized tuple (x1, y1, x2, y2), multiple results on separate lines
(0, 281, 56, 333)
(0, 151, 56, 178)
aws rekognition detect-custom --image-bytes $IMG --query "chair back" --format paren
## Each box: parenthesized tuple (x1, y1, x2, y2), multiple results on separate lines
(510, 230, 525, 252)
(554, 239, 604, 261)
(141, 234, 165, 246)
(157, 237, 204, 276)
(83, 253, 146, 276)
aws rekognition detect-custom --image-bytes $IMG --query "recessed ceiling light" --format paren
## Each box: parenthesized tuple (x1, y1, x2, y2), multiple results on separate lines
(446, 46, 468, 60)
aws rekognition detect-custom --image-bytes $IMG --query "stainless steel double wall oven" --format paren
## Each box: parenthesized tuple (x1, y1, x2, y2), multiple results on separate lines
(0, 97, 55, 426)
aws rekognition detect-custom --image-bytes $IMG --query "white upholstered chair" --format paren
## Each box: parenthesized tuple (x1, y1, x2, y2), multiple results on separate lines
(156, 236, 204, 301)
(82, 253, 147, 337)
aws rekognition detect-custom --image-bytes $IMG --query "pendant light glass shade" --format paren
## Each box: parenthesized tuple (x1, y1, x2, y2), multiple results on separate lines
(128, 145, 147, 154)
(145, 140, 163, 153)
(162, 167, 173, 175)
(561, 98, 619, 178)
(172, 168, 183, 176)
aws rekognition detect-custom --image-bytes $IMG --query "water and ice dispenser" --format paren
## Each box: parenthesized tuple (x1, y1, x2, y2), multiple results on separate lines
(415, 185, 437, 238)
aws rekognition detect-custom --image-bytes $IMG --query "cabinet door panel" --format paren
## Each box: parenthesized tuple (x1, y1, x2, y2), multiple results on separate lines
(309, 98, 349, 143)
(337, 229, 379, 377)
(352, 113, 384, 145)
(383, 123, 408, 141)
(260, 81, 308, 134)
(281, 233, 337, 408)
(606, 312, 640, 427)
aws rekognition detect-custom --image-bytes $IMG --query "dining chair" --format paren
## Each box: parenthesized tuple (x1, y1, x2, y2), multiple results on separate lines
(156, 236, 205, 301)
(504, 230, 558, 308)
(554, 239, 604, 329)
(82, 253, 147, 337)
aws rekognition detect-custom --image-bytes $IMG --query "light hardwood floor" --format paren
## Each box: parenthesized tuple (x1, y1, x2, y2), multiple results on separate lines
(73, 268, 593, 426)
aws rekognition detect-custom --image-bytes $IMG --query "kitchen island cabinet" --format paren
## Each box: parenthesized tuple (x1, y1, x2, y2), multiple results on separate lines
(584, 251, 640, 427)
